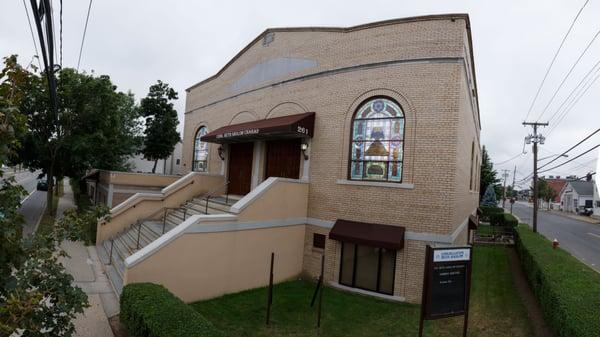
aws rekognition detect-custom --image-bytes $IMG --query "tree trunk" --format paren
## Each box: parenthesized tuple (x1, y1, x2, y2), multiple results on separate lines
(152, 159, 158, 174)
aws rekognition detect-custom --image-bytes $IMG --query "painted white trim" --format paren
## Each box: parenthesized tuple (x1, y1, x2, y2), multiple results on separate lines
(250, 141, 265, 190)
(185, 217, 307, 233)
(97, 183, 109, 193)
(404, 216, 469, 244)
(329, 282, 406, 302)
(112, 187, 163, 194)
(336, 179, 415, 189)
(124, 213, 473, 269)
(107, 184, 114, 208)
(107, 172, 224, 218)
(306, 215, 470, 244)
(230, 177, 308, 214)
(124, 214, 237, 268)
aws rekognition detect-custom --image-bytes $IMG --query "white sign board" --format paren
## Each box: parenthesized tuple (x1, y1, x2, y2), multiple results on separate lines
(433, 248, 471, 262)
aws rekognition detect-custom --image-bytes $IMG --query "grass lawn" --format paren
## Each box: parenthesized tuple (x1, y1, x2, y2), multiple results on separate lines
(192, 246, 534, 337)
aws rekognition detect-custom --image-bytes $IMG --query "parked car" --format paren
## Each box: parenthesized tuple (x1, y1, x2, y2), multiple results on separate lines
(36, 179, 48, 191)
(577, 206, 593, 216)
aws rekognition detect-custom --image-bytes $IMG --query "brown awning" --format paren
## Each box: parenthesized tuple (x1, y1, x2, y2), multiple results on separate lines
(329, 219, 405, 250)
(468, 214, 479, 230)
(202, 112, 315, 144)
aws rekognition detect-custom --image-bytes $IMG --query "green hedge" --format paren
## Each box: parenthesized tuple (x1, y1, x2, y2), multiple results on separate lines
(488, 212, 518, 227)
(515, 225, 600, 337)
(490, 213, 518, 227)
(479, 205, 503, 222)
(121, 283, 223, 337)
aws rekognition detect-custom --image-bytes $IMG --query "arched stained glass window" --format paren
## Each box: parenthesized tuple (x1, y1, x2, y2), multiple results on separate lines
(193, 126, 208, 172)
(350, 97, 405, 182)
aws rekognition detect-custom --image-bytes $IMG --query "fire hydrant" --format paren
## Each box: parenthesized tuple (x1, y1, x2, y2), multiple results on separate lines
(552, 238, 559, 249)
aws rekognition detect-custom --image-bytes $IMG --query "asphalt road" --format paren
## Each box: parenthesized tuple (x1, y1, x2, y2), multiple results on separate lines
(13, 170, 47, 237)
(511, 201, 600, 272)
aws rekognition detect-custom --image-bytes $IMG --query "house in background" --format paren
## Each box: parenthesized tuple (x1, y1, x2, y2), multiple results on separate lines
(542, 176, 568, 209)
(560, 180, 594, 213)
(593, 178, 600, 219)
(127, 141, 183, 175)
(84, 141, 184, 208)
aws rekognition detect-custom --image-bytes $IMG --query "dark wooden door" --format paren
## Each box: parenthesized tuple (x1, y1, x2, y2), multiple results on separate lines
(265, 139, 301, 179)
(228, 142, 254, 195)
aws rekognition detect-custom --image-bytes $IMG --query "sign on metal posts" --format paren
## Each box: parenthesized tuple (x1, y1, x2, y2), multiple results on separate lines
(266, 252, 274, 326)
(418, 246, 473, 337)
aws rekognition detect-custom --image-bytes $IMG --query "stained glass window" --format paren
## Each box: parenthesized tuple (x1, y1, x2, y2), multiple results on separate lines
(350, 98, 404, 182)
(193, 126, 208, 172)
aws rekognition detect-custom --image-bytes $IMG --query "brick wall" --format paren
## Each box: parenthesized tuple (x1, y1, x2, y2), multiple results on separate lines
(183, 15, 480, 303)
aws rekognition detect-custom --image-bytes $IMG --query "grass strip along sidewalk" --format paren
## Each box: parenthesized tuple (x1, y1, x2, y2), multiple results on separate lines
(515, 225, 600, 337)
(189, 246, 533, 337)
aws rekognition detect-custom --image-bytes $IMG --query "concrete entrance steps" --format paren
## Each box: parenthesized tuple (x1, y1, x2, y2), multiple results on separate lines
(97, 195, 241, 296)
(97, 220, 170, 296)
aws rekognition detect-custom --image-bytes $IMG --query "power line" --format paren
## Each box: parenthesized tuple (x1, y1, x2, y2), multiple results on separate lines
(77, 0, 93, 72)
(538, 127, 600, 170)
(494, 152, 525, 166)
(59, 0, 62, 66)
(50, 0, 58, 64)
(538, 144, 600, 174)
(22, 0, 42, 70)
(523, 0, 590, 121)
(545, 57, 600, 125)
(535, 27, 600, 122)
(545, 68, 600, 137)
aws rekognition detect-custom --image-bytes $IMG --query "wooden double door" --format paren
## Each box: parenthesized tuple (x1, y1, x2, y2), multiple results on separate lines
(265, 139, 301, 180)
(227, 139, 302, 196)
(228, 142, 254, 195)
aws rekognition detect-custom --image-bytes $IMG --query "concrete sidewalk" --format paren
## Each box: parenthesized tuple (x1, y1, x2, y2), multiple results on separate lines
(57, 180, 117, 337)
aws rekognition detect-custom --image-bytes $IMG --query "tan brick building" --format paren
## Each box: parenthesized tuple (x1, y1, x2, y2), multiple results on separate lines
(97, 13, 480, 304)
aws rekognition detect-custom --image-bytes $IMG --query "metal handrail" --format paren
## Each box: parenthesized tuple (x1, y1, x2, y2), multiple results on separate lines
(103, 179, 230, 255)
(203, 181, 230, 214)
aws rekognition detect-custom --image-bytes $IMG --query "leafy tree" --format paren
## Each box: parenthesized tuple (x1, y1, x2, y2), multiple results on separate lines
(1, 55, 107, 336)
(480, 146, 500, 199)
(15, 66, 142, 210)
(0, 55, 28, 168)
(140, 81, 180, 173)
(533, 178, 557, 210)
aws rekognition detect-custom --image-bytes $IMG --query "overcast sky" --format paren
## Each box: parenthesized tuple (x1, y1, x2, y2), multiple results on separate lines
(1, 0, 599, 188)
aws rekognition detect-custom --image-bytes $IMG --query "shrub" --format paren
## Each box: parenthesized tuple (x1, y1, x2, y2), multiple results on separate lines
(515, 225, 600, 337)
(479, 205, 503, 222)
(121, 283, 223, 337)
(502, 213, 518, 227)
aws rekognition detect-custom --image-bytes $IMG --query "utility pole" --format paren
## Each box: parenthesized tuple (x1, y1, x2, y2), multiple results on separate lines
(30, 0, 61, 215)
(510, 165, 516, 214)
(501, 169, 510, 209)
(523, 121, 549, 233)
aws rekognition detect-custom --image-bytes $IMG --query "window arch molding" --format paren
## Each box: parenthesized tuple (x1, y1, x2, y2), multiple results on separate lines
(348, 96, 406, 183)
(192, 125, 209, 172)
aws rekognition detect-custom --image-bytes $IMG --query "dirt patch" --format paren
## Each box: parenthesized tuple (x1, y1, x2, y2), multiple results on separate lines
(108, 315, 127, 337)
(507, 248, 555, 337)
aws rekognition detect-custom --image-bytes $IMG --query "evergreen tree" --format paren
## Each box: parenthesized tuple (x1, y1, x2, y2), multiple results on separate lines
(479, 145, 499, 199)
(140, 81, 180, 173)
(481, 184, 498, 206)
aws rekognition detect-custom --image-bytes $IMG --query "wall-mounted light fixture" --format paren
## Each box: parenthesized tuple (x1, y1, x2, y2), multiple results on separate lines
(301, 142, 309, 160)
(218, 146, 226, 160)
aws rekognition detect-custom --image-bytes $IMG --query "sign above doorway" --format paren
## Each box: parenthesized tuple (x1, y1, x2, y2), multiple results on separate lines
(201, 112, 315, 144)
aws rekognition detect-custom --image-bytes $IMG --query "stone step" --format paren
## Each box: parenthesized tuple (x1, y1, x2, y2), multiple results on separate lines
(97, 243, 124, 296)
(100, 239, 125, 279)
